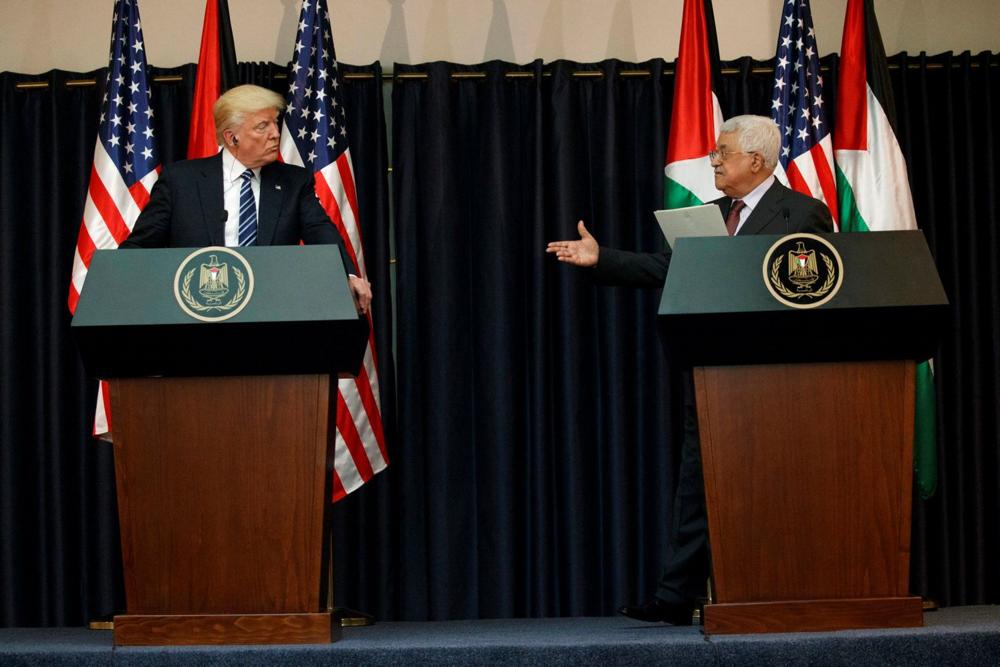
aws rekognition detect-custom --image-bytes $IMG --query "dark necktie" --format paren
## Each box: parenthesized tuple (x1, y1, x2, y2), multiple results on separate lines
(725, 199, 746, 236)
(238, 169, 257, 247)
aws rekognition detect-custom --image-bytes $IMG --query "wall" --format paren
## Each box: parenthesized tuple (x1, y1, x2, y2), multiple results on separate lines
(2, 0, 998, 75)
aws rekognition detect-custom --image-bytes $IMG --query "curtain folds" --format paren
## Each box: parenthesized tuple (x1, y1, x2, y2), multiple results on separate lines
(898, 50, 1000, 606)
(389, 52, 1000, 619)
(1, 51, 997, 626)
(0, 62, 394, 626)
(392, 59, 678, 619)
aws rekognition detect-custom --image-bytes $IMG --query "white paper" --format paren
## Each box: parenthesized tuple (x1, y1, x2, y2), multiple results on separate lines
(653, 204, 728, 249)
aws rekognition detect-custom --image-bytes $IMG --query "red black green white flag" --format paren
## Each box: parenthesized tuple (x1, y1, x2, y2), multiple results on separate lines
(187, 0, 238, 159)
(663, 0, 724, 209)
(834, 0, 938, 498)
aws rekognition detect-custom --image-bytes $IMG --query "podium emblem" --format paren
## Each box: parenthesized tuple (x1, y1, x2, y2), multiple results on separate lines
(173, 247, 255, 322)
(763, 233, 843, 309)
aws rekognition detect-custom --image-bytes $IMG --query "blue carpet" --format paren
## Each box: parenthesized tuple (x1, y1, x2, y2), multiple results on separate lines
(1, 606, 998, 666)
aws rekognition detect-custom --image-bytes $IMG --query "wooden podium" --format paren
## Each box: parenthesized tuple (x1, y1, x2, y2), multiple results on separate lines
(72, 246, 367, 645)
(659, 231, 948, 634)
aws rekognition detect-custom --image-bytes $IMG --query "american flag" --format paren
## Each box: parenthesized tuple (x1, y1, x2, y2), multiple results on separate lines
(770, 0, 839, 227)
(279, 0, 388, 500)
(68, 0, 160, 436)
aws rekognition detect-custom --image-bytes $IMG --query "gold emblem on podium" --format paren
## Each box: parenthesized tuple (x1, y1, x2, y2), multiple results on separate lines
(762, 233, 843, 309)
(174, 247, 255, 322)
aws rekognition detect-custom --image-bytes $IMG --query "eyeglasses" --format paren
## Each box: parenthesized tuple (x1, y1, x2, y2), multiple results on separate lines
(708, 148, 753, 162)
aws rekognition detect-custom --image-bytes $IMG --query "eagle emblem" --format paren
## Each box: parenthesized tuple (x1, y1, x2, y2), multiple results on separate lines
(173, 247, 255, 322)
(198, 255, 230, 304)
(787, 242, 820, 291)
(762, 234, 844, 309)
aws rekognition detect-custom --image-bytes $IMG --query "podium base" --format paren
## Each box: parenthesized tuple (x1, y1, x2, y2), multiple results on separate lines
(703, 596, 923, 635)
(113, 612, 339, 646)
(333, 606, 377, 627)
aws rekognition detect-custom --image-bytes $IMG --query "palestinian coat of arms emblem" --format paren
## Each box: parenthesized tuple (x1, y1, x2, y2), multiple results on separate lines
(173, 247, 255, 322)
(762, 233, 843, 309)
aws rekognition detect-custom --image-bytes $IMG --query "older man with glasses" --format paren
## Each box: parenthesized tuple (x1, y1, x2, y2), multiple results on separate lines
(546, 114, 833, 624)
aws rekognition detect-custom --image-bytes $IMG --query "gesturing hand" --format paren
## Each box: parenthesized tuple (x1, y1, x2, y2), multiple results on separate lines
(545, 220, 599, 268)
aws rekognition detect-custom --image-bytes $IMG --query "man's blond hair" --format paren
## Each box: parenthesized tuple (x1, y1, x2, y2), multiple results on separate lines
(213, 84, 286, 145)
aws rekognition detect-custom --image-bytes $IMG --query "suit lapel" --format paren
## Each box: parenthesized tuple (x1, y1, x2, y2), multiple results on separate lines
(197, 153, 226, 246)
(257, 164, 287, 246)
(737, 180, 784, 236)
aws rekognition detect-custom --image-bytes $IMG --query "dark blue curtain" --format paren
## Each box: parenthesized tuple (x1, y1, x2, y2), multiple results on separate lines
(389, 53, 1000, 620)
(1, 52, 998, 627)
(391, 59, 678, 620)
(0, 62, 395, 626)
(896, 51, 1000, 605)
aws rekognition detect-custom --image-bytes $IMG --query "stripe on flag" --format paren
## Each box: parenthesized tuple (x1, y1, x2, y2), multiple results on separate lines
(279, 0, 388, 501)
(187, 0, 238, 159)
(67, 0, 161, 439)
(771, 0, 839, 227)
(834, 0, 937, 499)
(664, 0, 724, 209)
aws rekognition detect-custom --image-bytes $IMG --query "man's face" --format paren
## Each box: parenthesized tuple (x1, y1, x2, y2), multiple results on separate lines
(229, 107, 280, 169)
(711, 131, 763, 198)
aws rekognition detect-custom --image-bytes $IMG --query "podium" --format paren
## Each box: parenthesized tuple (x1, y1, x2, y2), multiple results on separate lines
(72, 246, 367, 645)
(659, 231, 948, 634)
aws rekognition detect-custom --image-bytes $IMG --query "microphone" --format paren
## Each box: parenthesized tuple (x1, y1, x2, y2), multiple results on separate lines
(221, 210, 228, 222)
(782, 207, 790, 235)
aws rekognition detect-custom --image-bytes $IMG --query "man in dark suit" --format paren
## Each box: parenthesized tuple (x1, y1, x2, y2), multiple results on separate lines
(121, 84, 372, 313)
(546, 114, 833, 624)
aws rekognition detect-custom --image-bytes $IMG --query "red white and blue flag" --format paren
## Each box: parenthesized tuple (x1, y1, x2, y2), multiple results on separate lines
(68, 0, 160, 436)
(279, 0, 388, 500)
(770, 0, 839, 228)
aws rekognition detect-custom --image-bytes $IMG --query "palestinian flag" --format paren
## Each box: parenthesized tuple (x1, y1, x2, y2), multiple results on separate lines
(187, 0, 239, 158)
(663, 0, 724, 209)
(834, 0, 938, 498)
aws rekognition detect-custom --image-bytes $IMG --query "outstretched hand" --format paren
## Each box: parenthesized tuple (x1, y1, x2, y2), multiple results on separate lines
(546, 220, 599, 268)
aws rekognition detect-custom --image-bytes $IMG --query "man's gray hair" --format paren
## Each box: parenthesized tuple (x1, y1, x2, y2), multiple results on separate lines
(212, 84, 286, 145)
(719, 115, 780, 170)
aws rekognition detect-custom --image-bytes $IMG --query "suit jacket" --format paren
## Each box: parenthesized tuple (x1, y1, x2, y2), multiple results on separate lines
(121, 153, 354, 270)
(592, 179, 833, 287)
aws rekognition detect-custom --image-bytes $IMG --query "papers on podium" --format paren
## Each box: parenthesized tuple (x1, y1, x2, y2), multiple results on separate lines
(654, 204, 727, 249)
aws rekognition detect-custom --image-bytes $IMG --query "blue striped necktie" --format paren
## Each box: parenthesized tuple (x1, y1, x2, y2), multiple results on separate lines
(237, 169, 257, 247)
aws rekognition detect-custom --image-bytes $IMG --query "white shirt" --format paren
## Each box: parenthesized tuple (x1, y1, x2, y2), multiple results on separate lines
(221, 148, 261, 247)
(732, 174, 775, 235)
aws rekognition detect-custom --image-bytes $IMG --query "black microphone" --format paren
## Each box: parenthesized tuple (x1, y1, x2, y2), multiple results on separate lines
(782, 207, 790, 235)
(221, 210, 228, 222)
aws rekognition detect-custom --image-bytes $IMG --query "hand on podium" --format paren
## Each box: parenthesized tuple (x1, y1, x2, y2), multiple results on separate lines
(546, 220, 600, 268)
(348, 274, 372, 314)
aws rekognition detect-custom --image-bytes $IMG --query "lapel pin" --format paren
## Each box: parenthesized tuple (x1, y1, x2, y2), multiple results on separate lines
(275, 184, 282, 190)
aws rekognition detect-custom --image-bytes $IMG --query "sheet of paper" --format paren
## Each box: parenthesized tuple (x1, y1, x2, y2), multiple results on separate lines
(653, 204, 728, 249)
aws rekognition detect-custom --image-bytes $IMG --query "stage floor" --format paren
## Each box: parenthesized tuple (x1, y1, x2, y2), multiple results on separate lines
(2, 605, 998, 666)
